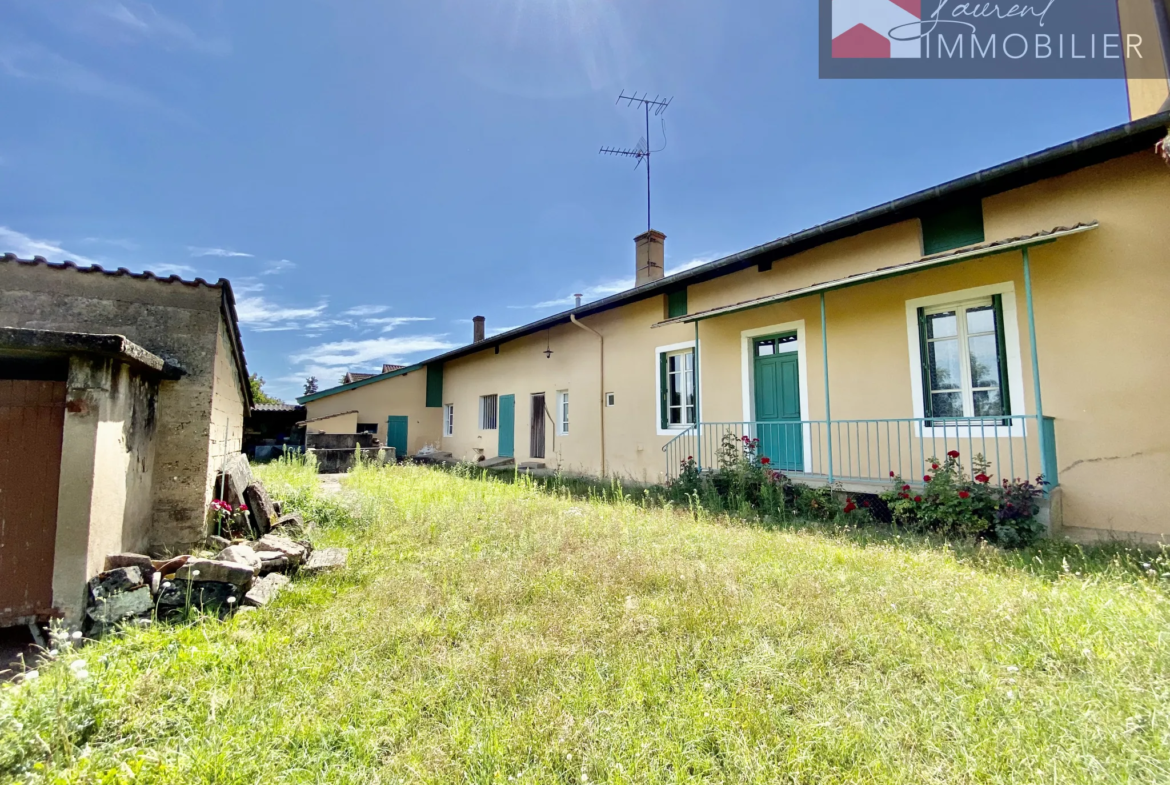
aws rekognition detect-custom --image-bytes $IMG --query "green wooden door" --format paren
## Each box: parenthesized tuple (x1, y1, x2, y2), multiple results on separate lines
(385, 416, 408, 461)
(753, 340, 803, 472)
(498, 394, 515, 458)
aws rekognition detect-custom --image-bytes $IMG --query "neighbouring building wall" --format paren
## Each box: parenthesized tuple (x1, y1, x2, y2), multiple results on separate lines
(1118, 0, 1170, 119)
(442, 150, 1170, 538)
(0, 264, 243, 552)
(302, 369, 441, 455)
(52, 356, 159, 622)
(305, 411, 360, 435)
(206, 316, 247, 511)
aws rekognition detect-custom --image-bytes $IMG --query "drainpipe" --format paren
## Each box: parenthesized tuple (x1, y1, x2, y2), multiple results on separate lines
(1021, 247, 1048, 488)
(569, 314, 606, 477)
(821, 292, 833, 483)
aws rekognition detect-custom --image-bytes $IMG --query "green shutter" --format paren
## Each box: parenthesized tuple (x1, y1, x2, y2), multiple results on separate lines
(425, 363, 443, 408)
(921, 200, 985, 255)
(667, 289, 688, 319)
(917, 307, 934, 419)
(659, 352, 669, 429)
(992, 294, 1011, 417)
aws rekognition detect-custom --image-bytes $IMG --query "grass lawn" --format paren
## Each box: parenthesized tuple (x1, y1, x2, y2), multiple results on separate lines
(2, 462, 1169, 784)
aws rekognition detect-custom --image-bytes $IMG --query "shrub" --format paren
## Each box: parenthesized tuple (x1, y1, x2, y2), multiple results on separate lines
(883, 451, 1045, 545)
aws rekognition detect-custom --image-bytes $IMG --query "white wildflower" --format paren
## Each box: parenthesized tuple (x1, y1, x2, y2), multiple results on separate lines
(22, 670, 39, 682)
(227, 597, 237, 606)
(1007, 665, 1019, 673)
(71, 630, 82, 640)
(70, 659, 88, 672)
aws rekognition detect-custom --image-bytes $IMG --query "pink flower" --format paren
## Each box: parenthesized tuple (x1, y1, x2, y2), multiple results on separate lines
(958, 490, 970, 499)
(901, 484, 911, 492)
(889, 471, 895, 477)
(975, 473, 990, 484)
(914, 495, 922, 503)
(947, 450, 960, 459)
(923, 475, 932, 483)
(760, 457, 771, 465)
(742, 436, 750, 443)
(931, 463, 940, 470)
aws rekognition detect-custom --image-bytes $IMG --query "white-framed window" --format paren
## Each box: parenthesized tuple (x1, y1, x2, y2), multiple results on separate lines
(443, 403, 454, 437)
(556, 390, 569, 435)
(906, 283, 1026, 436)
(479, 394, 498, 430)
(655, 341, 698, 434)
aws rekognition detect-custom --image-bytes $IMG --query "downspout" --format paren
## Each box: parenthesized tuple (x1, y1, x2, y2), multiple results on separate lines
(570, 315, 606, 477)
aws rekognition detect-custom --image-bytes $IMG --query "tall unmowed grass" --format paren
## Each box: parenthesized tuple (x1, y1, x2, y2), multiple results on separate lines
(1, 459, 1168, 784)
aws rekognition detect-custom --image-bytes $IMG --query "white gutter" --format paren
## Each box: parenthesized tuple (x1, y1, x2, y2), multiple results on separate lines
(569, 314, 606, 477)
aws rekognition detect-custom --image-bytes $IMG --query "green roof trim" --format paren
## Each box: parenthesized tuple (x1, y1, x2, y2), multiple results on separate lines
(296, 362, 424, 404)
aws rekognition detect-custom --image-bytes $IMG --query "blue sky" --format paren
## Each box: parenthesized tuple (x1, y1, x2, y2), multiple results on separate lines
(0, 1, 1128, 401)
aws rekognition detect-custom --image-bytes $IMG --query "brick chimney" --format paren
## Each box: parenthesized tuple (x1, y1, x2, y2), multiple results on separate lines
(635, 230, 666, 287)
(473, 315, 485, 343)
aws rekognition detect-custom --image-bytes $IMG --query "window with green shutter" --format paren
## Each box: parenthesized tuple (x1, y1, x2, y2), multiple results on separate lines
(921, 200, 984, 255)
(666, 289, 688, 319)
(917, 294, 1010, 423)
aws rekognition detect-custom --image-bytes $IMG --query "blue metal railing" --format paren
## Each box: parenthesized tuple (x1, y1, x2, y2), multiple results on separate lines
(663, 415, 1058, 490)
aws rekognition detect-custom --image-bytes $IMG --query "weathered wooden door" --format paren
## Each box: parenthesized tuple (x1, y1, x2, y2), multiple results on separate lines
(0, 379, 66, 624)
(530, 394, 546, 459)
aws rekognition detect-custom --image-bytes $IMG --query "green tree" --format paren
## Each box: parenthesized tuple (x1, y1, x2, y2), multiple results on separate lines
(249, 374, 283, 405)
(304, 376, 319, 396)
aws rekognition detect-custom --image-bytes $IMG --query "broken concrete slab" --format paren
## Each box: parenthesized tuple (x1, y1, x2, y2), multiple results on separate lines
(218, 452, 254, 507)
(89, 567, 146, 600)
(271, 512, 304, 533)
(103, 553, 154, 573)
(255, 534, 308, 565)
(174, 558, 254, 589)
(255, 551, 289, 575)
(244, 573, 291, 607)
(303, 548, 348, 574)
(243, 482, 277, 534)
(215, 545, 262, 575)
(205, 535, 232, 551)
(87, 586, 153, 624)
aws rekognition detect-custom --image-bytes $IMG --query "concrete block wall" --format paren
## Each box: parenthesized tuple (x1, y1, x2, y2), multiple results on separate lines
(0, 263, 247, 552)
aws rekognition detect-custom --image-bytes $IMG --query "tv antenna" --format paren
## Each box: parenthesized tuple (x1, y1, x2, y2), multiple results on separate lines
(599, 91, 672, 233)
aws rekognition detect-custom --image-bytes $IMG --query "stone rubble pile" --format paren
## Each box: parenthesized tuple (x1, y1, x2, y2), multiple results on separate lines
(84, 478, 348, 636)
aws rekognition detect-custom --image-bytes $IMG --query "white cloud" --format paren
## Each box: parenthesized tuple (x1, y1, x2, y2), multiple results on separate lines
(188, 246, 253, 258)
(0, 40, 158, 107)
(343, 304, 390, 317)
(262, 259, 295, 275)
(234, 295, 326, 326)
(0, 226, 98, 265)
(76, 1, 231, 56)
(289, 336, 458, 382)
(148, 262, 196, 277)
(365, 316, 436, 332)
(507, 255, 721, 310)
(80, 236, 139, 250)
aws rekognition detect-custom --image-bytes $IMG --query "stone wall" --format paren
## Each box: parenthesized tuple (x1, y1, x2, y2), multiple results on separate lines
(0, 262, 247, 552)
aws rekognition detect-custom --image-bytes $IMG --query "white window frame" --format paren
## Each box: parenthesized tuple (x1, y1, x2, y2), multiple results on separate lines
(556, 390, 569, 435)
(906, 282, 1027, 438)
(740, 320, 812, 474)
(443, 403, 454, 437)
(655, 340, 702, 436)
(479, 394, 498, 430)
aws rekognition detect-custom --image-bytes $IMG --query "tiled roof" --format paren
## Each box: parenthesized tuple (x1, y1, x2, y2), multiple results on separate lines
(0, 254, 252, 407)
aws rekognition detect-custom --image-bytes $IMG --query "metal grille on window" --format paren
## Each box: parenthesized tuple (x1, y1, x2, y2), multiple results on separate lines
(481, 394, 498, 430)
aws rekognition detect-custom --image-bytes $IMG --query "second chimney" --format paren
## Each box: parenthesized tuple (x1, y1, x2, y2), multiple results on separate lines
(473, 315, 485, 343)
(635, 230, 666, 287)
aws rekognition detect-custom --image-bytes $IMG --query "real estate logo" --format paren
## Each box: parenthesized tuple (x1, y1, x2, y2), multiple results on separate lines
(820, 0, 1158, 78)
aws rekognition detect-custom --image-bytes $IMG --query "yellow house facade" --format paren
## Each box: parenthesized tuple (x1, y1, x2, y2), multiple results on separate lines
(301, 112, 1170, 543)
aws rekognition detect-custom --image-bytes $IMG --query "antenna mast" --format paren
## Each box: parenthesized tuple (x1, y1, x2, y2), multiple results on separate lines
(599, 91, 672, 232)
